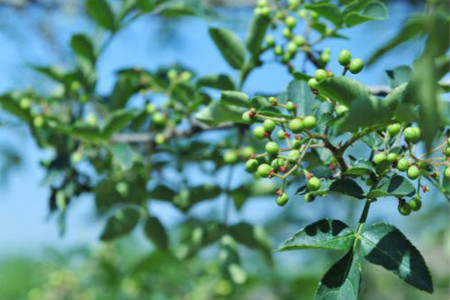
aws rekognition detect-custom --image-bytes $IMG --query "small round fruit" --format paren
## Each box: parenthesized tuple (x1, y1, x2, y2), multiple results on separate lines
(307, 177, 321, 191)
(387, 123, 401, 136)
(321, 51, 331, 64)
(224, 151, 238, 164)
(387, 153, 398, 163)
(349, 58, 364, 74)
(265, 141, 280, 155)
(241, 146, 254, 159)
(71, 152, 83, 164)
(293, 35, 306, 46)
(292, 139, 302, 149)
(86, 113, 97, 126)
(285, 16, 297, 29)
(373, 152, 387, 165)
(282, 28, 291, 39)
(338, 50, 351, 66)
(33, 116, 44, 128)
(297, 9, 307, 19)
(397, 158, 410, 171)
(274, 46, 283, 56)
(256, 164, 272, 178)
(336, 105, 349, 116)
(288, 0, 300, 8)
(315, 69, 328, 83)
(444, 147, 450, 157)
(253, 126, 266, 140)
(404, 126, 421, 143)
(286, 101, 296, 111)
(180, 71, 192, 81)
(287, 42, 297, 54)
(245, 159, 259, 172)
(288, 150, 300, 162)
(398, 202, 411, 216)
(444, 166, 450, 178)
(289, 118, 303, 133)
(410, 197, 422, 211)
(153, 112, 166, 127)
(242, 111, 254, 123)
(20, 98, 31, 109)
(276, 158, 286, 168)
(265, 35, 275, 47)
(277, 130, 286, 139)
(146, 103, 156, 114)
(407, 165, 420, 180)
(304, 193, 315, 202)
(303, 116, 317, 130)
(276, 193, 289, 206)
(263, 119, 276, 132)
(256, 0, 267, 8)
(155, 133, 165, 144)
(307, 78, 319, 90)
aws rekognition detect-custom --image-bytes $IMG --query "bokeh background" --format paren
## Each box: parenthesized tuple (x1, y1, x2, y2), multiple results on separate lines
(0, 0, 448, 299)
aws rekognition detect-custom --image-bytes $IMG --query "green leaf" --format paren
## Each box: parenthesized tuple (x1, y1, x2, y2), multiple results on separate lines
(385, 66, 412, 89)
(314, 250, 361, 300)
(220, 91, 250, 108)
(144, 216, 169, 250)
(329, 179, 364, 199)
(209, 27, 246, 70)
(148, 185, 177, 201)
(277, 219, 355, 251)
(368, 175, 415, 198)
(110, 75, 137, 109)
(196, 74, 236, 90)
(246, 13, 271, 56)
(85, 0, 116, 31)
(344, 160, 376, 176)
(66, 123, 104, 141)
(109, 143, 136, 170)
(70, 33, 96, 64)
(344, 1, 388, 27)
(361, 223, 433, 293)
(100, 207, 140, 241)
(103, 110, 136, 138)
(305, 3, 343, 26)
(287, 80, 315, 116)
(316, 77, 371, 107)
(228, 222, 271, 250)
(0, 95, 31, 122)
(196, 102, 244, 126)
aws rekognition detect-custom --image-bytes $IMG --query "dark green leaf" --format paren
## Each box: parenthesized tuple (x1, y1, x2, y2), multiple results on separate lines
(220, 91, 250, 108)
(344, 160, 376, 176)
(209, 27, 246, 70)
(277, 219, 355, 251)
(100, 207, 140, 241)
(70, 33, 96, 64)
(246, 13, 271, 56)
(368, 175, 415, 198)
(329, 179, 364, 199)
(197, 74, 236, 90)
(148, 185, 177, 201)
(344, 1, 388, 27)
(361, 223, 433, 293)
(316, 77, 371, 107)
(110, 76, 137, 109)
(103, 110, 136, 138)
(86, 0, 116, 31)
(0, 95, 31, 122)
(196, 102, 244, 126)
(144, 216, 169, 250)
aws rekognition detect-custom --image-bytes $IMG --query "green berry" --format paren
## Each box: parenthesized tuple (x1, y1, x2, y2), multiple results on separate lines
(20, 98, 31, 109)
(281, 53, 291, 64)
(245, 159, 259, 172)
(263, 119, 276, 132)
(285, 16, 297, 29)
(180, 71, 192, 81)
(292, 139, 302, 149)
(256, 0, 267, 8)
(288, 150, 300, 162)
(410, 197, 422, 211)
(387, 153, 398, 163)
(241, 146, 254, 159)
(146, 103, 156, 114)
(276, 158, 286, 168)
(259, 6, 271, 17)
(86, 113, 97, 126)
(373, 152, 387, 165)
(304, 193, 315, 202)
(265, 35, 275, 47)
(71, 152, 83, 164)
(398, 202, 411, 216)
(167, 69, 178, 80)
(397, 158, 410, 171)
(349, 58, 364, 74)
(282, 28, 291, 39)
(33, 116, 44, 128)
(224, 151, 238, 164)
(242, 111, 254, 123)
(277, 130, 286, 139)
(303, 116, 317, 130)
(289, 118, 303, 133)
(288, 0, 300, 8)
(153, 112, 166, 127)
(256, 164, 272, 178)
(338, 50, 351, 66)
(307, 78, 319, 90)
(253, 126, 266, 140)
(276, 193, 289, 206)
(297, 9, 307, 19)
(404, 126, 421, 143)
(310, 11, 319, 20)
(155, 133, 165, 144)
(387, 123, 401, 136)
(286, 101, 296, 111)
(287, 42, 297, 54)
(265, 141, 280, 155)
(274, 46, 283, 56)
(407, 165, 420, 180)
(307, 177, 321, 191)
(321, 51, 331, 64)
(315, 69, 328, 83)
(444, 147, 450, 157)
(444, 166, 450, 178)
(293, 35, 306, 46)
(336, 105, 349, 116)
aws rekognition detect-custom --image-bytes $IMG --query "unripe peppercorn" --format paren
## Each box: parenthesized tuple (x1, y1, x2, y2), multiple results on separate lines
(335, 105, 349, 116)
(397, 158, 410, 171)
(288, 0, 300, 8)
(153, 112, 166, 127)
(293, 35, 306, 46)
(265, 35, 275, 47)
(307, 176, 321, 191)
(297, 9, 307, 19)
(274, 46, 283, 56)
(224, 151, 238, 164)
(307, 78, 320, 90)
(276, 193, 289, 206)
(277, 158, 286, 168)
(20, 97, 31, 109)
(242, 111, 254, 123)
(304, 193, 315, 202)
(256, 0, 267, 8)
(404, 126, 421, 143)
(387, 123, 401, 136)
(444, 166, 450, 178)
(289, 118, 303, 133)
(303, 116, 317, 130)
(387, 153, 398, 163)
(33, 116, 44, 128)
(288, 150, 301, 162)
(265, 141, 280, 154)
(253, 126, 266, 140)
(282, 28, 292, 39)
(263, 119, 276, 132)
(256, 164, 272, 178)
(277, 130, 286, 139)
(285, 16, 297, 29)
(373, 152, 387, 165)
(338, 49, 351, 66)
(245, 159, 259, 172)
(315, 69, 328, 83)
(407, 165, 420, 180)
(287, 42, 297, 54)
(241, 146, 254, 159)
(71, 152, 83, 164)
(398, 202, 411, 216)
(349, 58, 364, 74)
(321, 51, 331, 64)
(146, 103, 156, 114)
(444, 147, 450, 157)
(292, 139, 302, 149)
(286, 101, 296, 111)
(410, 197, 422, 211)
(155, 133, 165, 144)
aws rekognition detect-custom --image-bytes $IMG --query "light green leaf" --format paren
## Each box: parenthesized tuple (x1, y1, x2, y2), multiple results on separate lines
(109, 143, 136, 170)
(209, 27, 246, 70)
(196, 102, 243, 126)
(385, 66, 412, 89)
(305, 3, 343, 26)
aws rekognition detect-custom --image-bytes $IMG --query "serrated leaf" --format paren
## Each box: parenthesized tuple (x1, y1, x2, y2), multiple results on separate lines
(314, 250, 361, 300)
(144, 216, 169, 250)
(246, 13, 271, 56)
(361, 223, 433, 293)
(277, 219, 355, 251)
(109, 143, 136, 170)
(209, 27, 246, 70)
(197, 74, 236, 90)
(100, 207, 140, 241)
(70, 33, 96, 64)
(305, 3, 343, 26)
(220, 91, 250, 108)
(86, 0, 116, 31)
